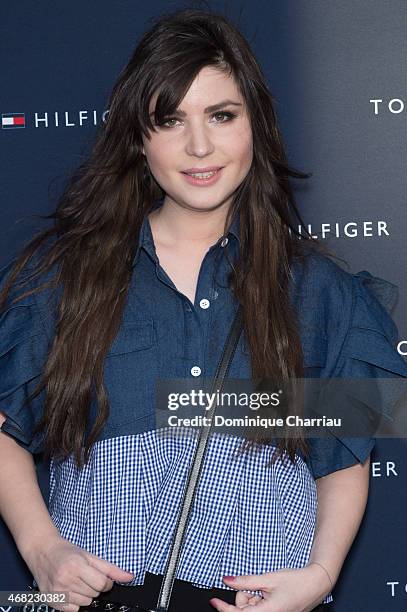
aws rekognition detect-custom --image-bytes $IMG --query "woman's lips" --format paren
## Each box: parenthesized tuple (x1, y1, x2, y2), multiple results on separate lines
(180, 167, 223, 187)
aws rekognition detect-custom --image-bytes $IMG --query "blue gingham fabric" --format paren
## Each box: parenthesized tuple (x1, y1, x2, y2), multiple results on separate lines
(48, 428, 331, 602)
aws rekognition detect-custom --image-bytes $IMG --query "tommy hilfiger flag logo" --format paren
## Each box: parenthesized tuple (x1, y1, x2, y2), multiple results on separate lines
(2, 113, 25, 129)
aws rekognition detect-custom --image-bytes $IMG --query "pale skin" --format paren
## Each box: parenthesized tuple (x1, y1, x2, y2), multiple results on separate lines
(0, 67, 371, 612)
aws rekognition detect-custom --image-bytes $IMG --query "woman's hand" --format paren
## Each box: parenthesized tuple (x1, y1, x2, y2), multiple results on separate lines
(209, 564, 331, 611)
(25, 533, 135, 612)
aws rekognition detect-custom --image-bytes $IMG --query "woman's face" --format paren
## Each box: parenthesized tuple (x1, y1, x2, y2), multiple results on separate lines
(142, 66, 253, 212)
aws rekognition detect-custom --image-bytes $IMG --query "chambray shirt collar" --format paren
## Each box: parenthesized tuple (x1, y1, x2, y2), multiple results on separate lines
(132, 200, 240, 267)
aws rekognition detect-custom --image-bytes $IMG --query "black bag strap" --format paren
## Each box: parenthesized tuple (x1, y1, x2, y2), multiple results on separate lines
(154, 304, 244, 612)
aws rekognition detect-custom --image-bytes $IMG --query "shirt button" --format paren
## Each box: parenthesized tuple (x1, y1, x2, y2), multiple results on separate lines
(220, 237, 228, 247)
(190, 366, 201, 377)
(199, 298, 210, 309)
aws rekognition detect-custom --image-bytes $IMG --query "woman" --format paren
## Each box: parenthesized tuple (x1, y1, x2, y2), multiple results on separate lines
(1, 8, 406, 612)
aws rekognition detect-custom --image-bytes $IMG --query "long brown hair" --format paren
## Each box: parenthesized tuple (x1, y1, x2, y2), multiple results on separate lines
(0, 8, 324, 469)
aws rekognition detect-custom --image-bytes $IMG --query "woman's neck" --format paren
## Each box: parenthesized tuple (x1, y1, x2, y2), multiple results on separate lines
(148, 199, 230, 249)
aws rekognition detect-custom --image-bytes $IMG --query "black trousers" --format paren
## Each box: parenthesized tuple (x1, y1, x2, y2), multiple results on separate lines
(95, 572, 334, 611)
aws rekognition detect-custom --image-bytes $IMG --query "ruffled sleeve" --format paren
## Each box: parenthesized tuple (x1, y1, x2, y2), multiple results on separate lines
(305, 270, 407, 480)
(0, 259, 52, 454)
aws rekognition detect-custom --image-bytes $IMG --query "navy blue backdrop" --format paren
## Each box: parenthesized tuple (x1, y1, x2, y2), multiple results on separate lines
(1, 1, 406, 610)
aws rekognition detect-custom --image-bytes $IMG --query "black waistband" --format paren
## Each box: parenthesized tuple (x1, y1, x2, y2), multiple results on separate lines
(96, 571, 235, 610)
(95, 572, 332, 611)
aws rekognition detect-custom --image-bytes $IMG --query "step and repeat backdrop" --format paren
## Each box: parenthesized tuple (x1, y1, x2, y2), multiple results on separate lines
(1, 1, 406, 610)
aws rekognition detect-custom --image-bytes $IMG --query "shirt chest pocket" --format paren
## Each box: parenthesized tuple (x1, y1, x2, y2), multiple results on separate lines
(103, 318, 159, 430)
(106, 318, 155, 356)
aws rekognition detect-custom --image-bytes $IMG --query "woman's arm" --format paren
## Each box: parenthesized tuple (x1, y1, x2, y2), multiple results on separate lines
(308, 453, 371, 590)
(0, 411, 62, 563)
(0, 411, 134, 612)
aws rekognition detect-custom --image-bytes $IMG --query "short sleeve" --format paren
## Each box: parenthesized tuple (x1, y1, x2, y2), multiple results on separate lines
(0, 260, 52, 454)
(305, 270, 407, 480)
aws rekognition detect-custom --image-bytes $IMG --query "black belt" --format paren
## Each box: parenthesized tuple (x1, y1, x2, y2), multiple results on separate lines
(93, 572, 333, 611)
(93, 571, 236, 611)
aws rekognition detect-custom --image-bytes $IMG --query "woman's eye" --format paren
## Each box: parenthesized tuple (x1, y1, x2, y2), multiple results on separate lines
(212, 111, 236, 122)
(157, 111, 236, 129)
(161, 118, 179, 128)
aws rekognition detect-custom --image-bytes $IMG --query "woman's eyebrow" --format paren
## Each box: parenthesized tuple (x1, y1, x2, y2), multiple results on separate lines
(149, 99, 242, 118)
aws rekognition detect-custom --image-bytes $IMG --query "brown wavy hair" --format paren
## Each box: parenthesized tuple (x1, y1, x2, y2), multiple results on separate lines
(0, 8, 325, 469)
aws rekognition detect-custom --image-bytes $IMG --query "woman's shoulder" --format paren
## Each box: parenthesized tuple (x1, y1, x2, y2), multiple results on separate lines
(290, 248, 355, 342)
(291, 247, 357, 302)
(291, 245, 398, 325)
(0, 242, 60, 341)
(290, 245, 407, 377)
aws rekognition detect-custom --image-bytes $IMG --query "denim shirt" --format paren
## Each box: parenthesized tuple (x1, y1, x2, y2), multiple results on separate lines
(1, 198, 407, 477)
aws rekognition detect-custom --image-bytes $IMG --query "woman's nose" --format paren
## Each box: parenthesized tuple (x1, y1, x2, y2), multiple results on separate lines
(184, 122, 215, 157)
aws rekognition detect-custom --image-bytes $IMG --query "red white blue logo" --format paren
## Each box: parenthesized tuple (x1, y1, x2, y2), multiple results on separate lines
(2, 113, 25, 129)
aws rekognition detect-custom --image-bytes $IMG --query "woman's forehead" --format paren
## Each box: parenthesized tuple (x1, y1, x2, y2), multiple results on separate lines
(148, 70, 243, 114)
